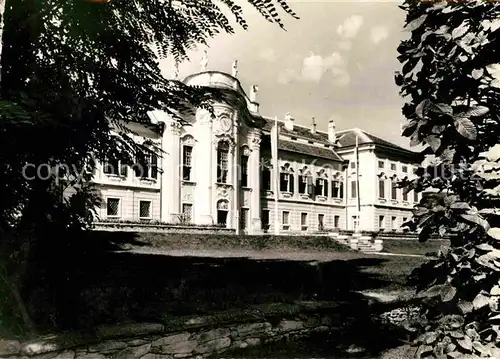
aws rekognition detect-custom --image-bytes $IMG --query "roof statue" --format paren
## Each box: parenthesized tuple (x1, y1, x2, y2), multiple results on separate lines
(200, 50, 208, 72)
(250, 85, 258, 102)
(232, 60, 238, 77)
(284, 112, 292, 121)
(171, 59, 179, 80)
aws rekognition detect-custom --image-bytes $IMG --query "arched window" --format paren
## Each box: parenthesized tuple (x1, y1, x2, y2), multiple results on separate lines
(280, 163, 294, 193)
(298, 167, 313, 195)
(217, 199, 229, 226)
(315, 169, 329, 197)
(331, 172, 344, 199)
(217, 141, 230, 184)
(181, 135, 195, 181)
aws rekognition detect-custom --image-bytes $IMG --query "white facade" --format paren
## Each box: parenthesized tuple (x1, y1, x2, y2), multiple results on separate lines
(91, 70, 421, 234)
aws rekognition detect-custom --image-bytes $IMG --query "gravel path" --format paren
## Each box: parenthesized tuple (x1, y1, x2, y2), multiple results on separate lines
(113, 247, 369, 261)
(114, 246, 426, 261)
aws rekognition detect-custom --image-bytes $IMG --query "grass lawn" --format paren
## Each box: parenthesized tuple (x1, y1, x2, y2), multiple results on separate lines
(4, 231, 431, 338)
(382, 238, 449, 256)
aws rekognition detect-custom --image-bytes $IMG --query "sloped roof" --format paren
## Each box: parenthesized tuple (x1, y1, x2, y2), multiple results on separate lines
(262, 118, 413, 154)
(262, 117, 329, 143)
(278, 139, 344, 162)
(336, 128, 411, 153)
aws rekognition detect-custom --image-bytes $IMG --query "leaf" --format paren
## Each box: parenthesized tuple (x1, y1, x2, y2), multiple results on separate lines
(404, 14, 427, 32)
(424, 331, 439, 344)
(457, 336, 473, 351)
(458, 300, 473, 314)
(473, 293, 490, 310)
(476, 243, 495, 251)
(491, 285, 500, 296)
(454, 117, 477, 140)
(441, 284, 457, 302)
(415, 344, 433, 358)
(415, 99, 431, 118)
(425, 135, 441, 151)
(463, 106, 489, 117)
(471, 68, 484, 80)
(452, 23, 470, 39)
(486, 144, 500, 162)
(460, 213, 490, 231)
(449, 331, 464, 339)
(450, 202, 471, 210)
(488, 227, 500, 240)
(472, 341, 488, 355)
(430, 103, 453, 115)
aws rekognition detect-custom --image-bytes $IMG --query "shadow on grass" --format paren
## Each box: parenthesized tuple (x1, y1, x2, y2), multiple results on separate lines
(15, 230, 420, 356)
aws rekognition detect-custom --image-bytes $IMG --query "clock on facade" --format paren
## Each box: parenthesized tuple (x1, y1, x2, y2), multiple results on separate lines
(219, 116, 231, 132)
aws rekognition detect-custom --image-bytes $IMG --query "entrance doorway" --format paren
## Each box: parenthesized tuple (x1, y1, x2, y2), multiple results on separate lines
(217, 200, 229, 227)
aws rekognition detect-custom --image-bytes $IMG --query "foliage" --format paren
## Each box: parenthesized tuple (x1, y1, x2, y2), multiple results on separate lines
(0, 0, 297, 334)
(397, 1, 500, 358)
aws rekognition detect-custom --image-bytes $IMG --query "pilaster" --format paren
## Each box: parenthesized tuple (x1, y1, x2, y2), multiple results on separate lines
(167, 121, 182, 223)
(195, 109, 214, 225)
(249, 129, 262, 234)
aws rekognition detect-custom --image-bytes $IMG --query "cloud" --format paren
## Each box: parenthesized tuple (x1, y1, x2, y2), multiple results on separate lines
(337, 40, 352, 51)
(370, 25, 389, 44)
(282, 52, 349, 86)
(337, 15, 364, 39)
(277, 69, 297, 84)
(301, 53, 327, 82)
(259, 48, 276, 62)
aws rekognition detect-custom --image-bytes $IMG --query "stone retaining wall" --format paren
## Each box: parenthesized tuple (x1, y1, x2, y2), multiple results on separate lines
(0, 302, 339, 359)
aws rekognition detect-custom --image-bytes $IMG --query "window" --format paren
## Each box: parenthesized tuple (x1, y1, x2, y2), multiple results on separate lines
(315, 178, 328, 197)
(391, 216, 397, 230)
(414, 190, 419, 203)
(282, 211, 290, 230)
(402, 165, 408, 173)
(182, 145, 193, 181)
(261, 209, 270, 230)
(351, 161, 356, 169)
(280, 173, 294, 192)
(391, 179, 398, 200)
(262, 167, 271, 191)
(390, 163, 397, 171)
(351, 180, 357, 198)
(103, 159, 127, 177)
(334, 215, 340, 229)
(352, 216, 358, 230)
(241, 154, 249, 187)
(318, 214, 324, 231)
(134, 154, 158, 179)
(139, 200, 152, 219)
(403, 190, 408, 201)
(182, 203, 193, 223)
(301, 212, 308, 231)
(240, 208, 249, 230)
(332, 180, 342, 198)
(378, 160, 385, 169)
(217, 142, 229, 183)
(379, 215, 385, 229)
(106, 198, 120, 217)
(378, 179, 385, 198)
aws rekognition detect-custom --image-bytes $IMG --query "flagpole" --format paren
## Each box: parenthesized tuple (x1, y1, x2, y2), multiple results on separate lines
(355, 133, 361, 233)
(272, 116, 280, 235)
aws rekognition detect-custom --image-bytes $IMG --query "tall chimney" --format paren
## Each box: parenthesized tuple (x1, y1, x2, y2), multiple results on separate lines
(328, 120, 336, 143)
(284, 112, 294, 131)
(311, 117, 316, 134)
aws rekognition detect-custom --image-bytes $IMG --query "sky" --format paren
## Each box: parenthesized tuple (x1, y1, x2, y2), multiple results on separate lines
(159, 1, 413, 149)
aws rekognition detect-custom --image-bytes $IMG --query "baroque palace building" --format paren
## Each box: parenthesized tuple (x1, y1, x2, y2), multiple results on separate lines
(91, 64, 423, 235)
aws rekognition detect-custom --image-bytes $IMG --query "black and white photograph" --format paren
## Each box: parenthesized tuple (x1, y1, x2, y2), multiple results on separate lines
(0, 0, 498, 358)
